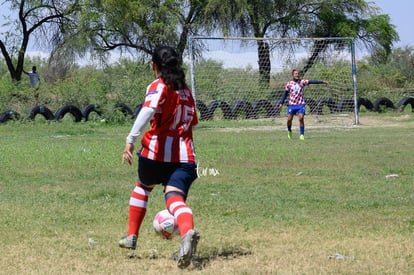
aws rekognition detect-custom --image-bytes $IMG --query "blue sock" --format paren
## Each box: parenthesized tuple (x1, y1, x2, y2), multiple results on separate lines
(300, 126, 304, 135)
(287, 126, 292, 132)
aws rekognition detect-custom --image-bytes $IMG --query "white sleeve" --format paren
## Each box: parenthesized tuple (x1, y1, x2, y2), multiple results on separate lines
(126, 106, 156, 144)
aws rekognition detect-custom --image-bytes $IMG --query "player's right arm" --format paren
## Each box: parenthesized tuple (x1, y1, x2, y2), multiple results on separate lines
(122, 106, 155, 165)
(278, 90, 289, 109)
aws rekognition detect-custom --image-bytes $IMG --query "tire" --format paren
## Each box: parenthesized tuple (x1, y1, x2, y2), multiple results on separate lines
(396, 96, 414, 112)
(207, 100, 232, 120)
(251, 99, 273, 119)
(55, 105, 83, 122)
(0, 112, 8, 123)
(314, 98, 335, 115)
(373, 97, 395, 112)
(230, 100, 254, 119)
(0, 110, 21, 123)
(336, 98, 355, 112)
(28, 106, 55, 121)
(132, 104, 143, 119)
(82, 104, 102, 121)
(114, 103, 133, 117)
(358, 98, 374, 111)
(196, 100, 209, 121)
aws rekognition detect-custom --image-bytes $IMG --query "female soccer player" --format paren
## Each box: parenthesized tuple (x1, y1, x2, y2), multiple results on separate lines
(278, 69, 328, 140)
(119, 46, 199, 269)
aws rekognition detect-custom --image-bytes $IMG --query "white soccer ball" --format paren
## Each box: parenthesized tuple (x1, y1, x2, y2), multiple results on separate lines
(153, 209, 178, 239)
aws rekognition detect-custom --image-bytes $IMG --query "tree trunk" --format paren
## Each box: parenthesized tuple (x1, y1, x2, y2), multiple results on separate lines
(257, 40, 271, 88)
(302, 40, 327, 75)
(0, 40, 20, 81)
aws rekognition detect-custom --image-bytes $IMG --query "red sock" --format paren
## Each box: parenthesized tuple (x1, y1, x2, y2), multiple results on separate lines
(166, 195, 194, 237)
(127, 182, 152, 236)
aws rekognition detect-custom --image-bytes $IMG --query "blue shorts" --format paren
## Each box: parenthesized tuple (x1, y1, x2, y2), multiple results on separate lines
(287, 104, 305, 115)
(137, 154, 198, 197)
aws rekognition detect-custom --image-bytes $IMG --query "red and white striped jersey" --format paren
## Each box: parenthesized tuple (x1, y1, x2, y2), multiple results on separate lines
(139, 78, 198, 164)
(284, 79, 310, 105)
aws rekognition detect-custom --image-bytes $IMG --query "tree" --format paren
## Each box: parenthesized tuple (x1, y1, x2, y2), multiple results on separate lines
(203, 0, 303, 86)
(73, 0, 210, 61)
(360, 46, 414, 88)
(388, 47, 414, 83)
(213, 0, 399, 86)
(0, 0, 80, 82)
(2, 0, 397, 88)
(298, 1, 399, 74)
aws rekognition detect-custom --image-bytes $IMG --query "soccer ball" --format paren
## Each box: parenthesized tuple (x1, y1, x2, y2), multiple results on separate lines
(153, 209, 178, 239)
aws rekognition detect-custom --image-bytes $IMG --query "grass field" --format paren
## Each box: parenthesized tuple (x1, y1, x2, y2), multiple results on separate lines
(0, 113, 413, 274)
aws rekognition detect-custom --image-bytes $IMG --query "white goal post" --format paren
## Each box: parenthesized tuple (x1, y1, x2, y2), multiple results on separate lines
(187, 36, 359, 125)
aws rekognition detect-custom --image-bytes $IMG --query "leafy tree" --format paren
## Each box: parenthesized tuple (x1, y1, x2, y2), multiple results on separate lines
(0, 0, 80, 82)
(73, 0, 210, 60)
(388, 47, 414, 83)
(203, 0, 302, 86)
(213, 0, 399, 86)
(359, 46, 414, 90)
(299, 1, 399, 74)
(0, 0, 399, 90)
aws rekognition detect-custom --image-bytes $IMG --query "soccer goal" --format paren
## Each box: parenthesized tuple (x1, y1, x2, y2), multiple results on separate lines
(187, 36, 359, 124)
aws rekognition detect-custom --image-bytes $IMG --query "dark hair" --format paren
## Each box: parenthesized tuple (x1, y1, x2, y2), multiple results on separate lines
(152, 46, 186, 90)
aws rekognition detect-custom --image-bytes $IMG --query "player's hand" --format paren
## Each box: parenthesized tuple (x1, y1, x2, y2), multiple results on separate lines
(324, 81, 329, 85)
(278, 103, 283, 110)
(122, 143, 134, 165)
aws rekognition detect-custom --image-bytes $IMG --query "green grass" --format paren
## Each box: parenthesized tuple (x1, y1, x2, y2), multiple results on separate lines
(0, 114, 413, 274)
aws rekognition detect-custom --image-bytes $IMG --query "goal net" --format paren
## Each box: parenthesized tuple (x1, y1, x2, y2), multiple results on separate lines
(187, 36, 358, 125)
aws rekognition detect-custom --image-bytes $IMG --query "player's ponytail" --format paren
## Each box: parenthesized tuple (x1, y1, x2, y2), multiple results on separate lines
(152, 46, 186, 90)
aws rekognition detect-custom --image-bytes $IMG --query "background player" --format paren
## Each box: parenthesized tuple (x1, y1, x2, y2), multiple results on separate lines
(278, 69, 328, 140)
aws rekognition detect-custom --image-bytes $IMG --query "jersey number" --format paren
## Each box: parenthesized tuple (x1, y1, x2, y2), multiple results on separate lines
(170, 104, 193, 131)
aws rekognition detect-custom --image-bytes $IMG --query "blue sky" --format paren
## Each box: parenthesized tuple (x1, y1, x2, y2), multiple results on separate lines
(374, 0, 413, 47)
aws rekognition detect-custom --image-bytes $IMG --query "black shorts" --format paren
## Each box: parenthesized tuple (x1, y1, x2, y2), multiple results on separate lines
(137, 154, 198, 196)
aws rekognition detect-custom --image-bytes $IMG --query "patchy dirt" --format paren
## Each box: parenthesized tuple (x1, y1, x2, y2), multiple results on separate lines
(210, 113, 414, 132)
(356, 114, 414, 127)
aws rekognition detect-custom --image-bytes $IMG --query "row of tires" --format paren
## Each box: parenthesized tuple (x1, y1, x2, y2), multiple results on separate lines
(196, 96, 414, 120)
(1, 96, 413, 124)
(0, 103, 141, 124)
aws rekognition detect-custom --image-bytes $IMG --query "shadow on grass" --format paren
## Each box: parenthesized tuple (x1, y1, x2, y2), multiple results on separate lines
(126, 245, 252, 270)
(191, 245, 253, 269)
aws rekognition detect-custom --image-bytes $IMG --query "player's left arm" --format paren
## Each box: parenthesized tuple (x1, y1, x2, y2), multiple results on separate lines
(308, 80, 329, 85)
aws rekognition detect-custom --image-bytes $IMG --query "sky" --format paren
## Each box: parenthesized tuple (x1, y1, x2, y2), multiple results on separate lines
(373, 0, 413, 47)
